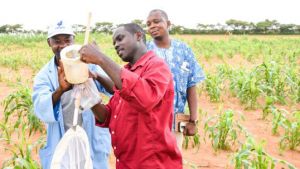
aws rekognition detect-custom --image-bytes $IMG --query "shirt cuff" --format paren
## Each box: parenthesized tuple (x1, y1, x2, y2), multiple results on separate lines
(118, 68, 139, 98)
(95, 106, 111, 127)
(187, 76, 205, 88)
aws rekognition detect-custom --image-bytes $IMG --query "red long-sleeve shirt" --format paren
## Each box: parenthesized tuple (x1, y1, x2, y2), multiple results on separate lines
(96, 51, 182, 169)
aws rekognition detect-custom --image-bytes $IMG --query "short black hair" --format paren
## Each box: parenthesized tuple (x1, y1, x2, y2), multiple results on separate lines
(149, 9, 169, 21)
(120, 23, 146, 44)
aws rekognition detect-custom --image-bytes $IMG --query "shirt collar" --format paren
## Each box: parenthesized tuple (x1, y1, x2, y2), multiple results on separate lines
(151, 39, 174, 50)
(125, 51, 155, 71)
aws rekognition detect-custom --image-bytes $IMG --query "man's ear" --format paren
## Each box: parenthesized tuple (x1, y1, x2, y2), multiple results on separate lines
(167, 20, 171, 29)
(135, 31, 143, 42)
(47, 38, 51, 47)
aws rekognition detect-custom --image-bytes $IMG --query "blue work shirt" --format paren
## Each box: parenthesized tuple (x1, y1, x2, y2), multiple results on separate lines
(147, 39, 205, 115)
(32, 57, 111, 169)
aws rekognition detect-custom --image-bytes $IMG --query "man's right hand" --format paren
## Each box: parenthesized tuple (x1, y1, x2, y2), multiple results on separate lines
(58, 60, 72, 92)
(52, 60, 72, 106)
(79, 42, 104, 65)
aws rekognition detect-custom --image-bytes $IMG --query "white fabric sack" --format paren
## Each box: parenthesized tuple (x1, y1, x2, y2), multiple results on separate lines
(50, 78, 101, 169)
(50, 126, 93, 169)
(72, 78, 101, 112)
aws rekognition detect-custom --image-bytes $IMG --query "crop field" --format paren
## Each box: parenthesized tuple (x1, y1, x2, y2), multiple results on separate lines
(0, 34, 299, 169)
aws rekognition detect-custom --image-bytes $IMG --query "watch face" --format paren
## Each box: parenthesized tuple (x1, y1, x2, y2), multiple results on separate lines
(179, 122, 187, 132)
(189, 120, 198, 125)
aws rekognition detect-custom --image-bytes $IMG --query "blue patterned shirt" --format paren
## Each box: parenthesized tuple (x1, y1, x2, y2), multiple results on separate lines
(147, 39, 205, 114)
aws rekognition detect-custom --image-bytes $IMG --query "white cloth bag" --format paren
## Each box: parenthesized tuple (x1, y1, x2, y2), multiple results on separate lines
(50, 79, 101, 169)
(50, 126, 93, 169)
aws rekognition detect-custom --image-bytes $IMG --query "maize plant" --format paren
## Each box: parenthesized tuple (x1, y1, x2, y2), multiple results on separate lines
(216, 64, 233, 80)
(255, 60, 296, 105)
(279, 111, 300, 151)
(2, 125, 44, 169)
(271, 108, 287, 135)
(232, 137, 296, 169)
(230, 70, 262, 109)
(204, 110, 245, 151)
(0, 122, 13, 144)
(262, 96, 276, 120)
(183, 133, 201, 150)
(205, 73, 223, 102)
(2, 85, 44, 138)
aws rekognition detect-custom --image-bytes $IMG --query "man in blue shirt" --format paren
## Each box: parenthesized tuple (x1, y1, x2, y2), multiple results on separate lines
(146, 9, 205, 150)
(32, 20, 111, 169)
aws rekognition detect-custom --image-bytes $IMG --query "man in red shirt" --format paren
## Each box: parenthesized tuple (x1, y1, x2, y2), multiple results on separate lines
(79, 23, 182, 169)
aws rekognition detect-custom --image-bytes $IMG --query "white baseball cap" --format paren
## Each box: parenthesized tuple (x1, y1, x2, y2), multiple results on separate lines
(47, 20, 75, 38)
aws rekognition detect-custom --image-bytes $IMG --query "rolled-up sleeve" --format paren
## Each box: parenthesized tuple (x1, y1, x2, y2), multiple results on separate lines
(118, 59, 172, 112)
(95, 103, 111, 128)
(32, 72, 59, 123)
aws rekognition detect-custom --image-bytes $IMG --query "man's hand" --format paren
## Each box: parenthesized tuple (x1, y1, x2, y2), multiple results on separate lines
(58, 60, 72, 92)
(183, 122, 198, 136)
(79, 42, 104, 65)
(52, 60, 72, 106)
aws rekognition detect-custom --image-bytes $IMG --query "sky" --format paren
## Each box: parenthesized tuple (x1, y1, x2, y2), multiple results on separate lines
(1, 0, 299, 30)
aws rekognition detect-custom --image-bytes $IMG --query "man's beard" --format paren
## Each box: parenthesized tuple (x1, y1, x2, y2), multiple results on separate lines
(55, 54, 61, 60)
(54, 52, 61, 65)
(154, 36, 163, 41)
(55, 50, 61, 59)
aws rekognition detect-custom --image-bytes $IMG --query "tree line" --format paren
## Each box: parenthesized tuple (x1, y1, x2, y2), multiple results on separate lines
(1, 19, 300, 35)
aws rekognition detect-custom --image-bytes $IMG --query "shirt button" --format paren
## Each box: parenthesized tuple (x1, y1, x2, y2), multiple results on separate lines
(111, 131, 115, 134)
(119, 100, 121, 103)
(117, 159, 119, 162)
(113, 146, 116, 150)
(114, 115, 117, 119)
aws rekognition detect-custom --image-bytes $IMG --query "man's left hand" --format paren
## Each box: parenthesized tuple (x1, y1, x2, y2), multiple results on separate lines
(183, 122, 198, 136)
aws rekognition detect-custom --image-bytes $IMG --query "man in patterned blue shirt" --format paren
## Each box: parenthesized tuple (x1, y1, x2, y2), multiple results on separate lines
(146, 9, 205, 151)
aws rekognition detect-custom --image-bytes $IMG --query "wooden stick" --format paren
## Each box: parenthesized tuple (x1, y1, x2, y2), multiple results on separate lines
(73, 93, 81, 127)
(84, 12, 92, 45)
(72, 12, 92, 129)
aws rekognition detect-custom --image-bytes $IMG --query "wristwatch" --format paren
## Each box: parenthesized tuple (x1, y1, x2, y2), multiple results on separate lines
(189, 119, 198, 125)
